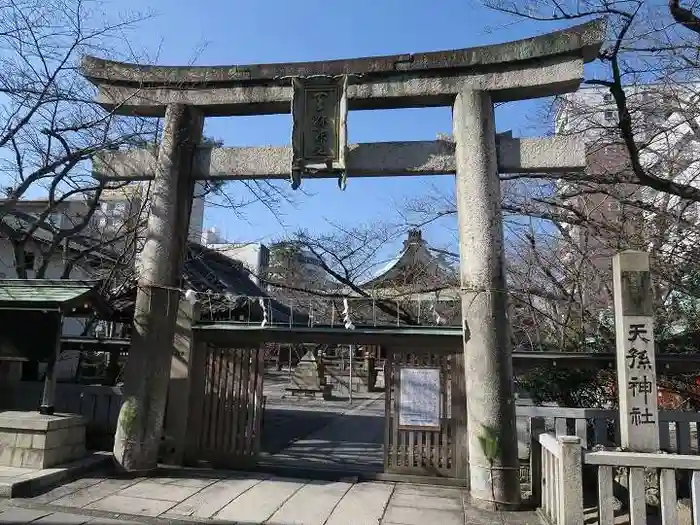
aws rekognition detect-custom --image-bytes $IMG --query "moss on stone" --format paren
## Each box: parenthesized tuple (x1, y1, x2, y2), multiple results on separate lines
(118, 397, 138, 437)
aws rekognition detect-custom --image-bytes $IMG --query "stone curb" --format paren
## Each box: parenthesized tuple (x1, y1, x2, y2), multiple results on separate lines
(0, 452, 111, 498)
(3, 500, 195, 525)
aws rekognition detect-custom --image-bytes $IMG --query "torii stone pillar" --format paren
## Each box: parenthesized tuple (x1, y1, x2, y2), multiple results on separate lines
(453, 90, 520, 507)
(113, 103, 203, 471)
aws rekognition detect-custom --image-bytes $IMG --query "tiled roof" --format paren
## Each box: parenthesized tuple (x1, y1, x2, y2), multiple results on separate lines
(0, 207, 304, 322)
(2, 210, 119, 257)
(110, 243, 307, 324)
(0, 279, 101, 311)
(359, 230, 458, 290)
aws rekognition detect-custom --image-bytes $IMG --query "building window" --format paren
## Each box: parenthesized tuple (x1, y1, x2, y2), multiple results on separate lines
(603, 93, 613, 103)
(604, 110, 616, 121)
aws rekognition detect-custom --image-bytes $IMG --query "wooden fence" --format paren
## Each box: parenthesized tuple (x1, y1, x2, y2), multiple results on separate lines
(184, 344, 265, 468)
(383, 350, 467, 479)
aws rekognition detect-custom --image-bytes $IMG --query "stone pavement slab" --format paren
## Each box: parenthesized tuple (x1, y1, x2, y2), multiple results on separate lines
(30, 478, 103, 505)
(163, 474, 267, 519)
(382, 487, 465, 525)
(85, 494, 175, 517)
(267, 480, 352, 525)
(392, 483, 464, 499)
(87, 518, 141, 525)
(50, 477, 142, 508)
(32, 511, 91, 524)
(382, 507, 465, 525)
(0, 500, 142, 524)
(0, 507, 50, 523)
(145, 476, 217, 489)
(325, 482, 394, 525)
(118, 480, 201, 502)
(214, 476, 305, 522)
(390, 493, 464, 511)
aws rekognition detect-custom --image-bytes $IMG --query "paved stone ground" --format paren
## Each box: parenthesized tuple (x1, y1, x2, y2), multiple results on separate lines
(263, 395, 385, 473)
(260, 410, 339, 456)
(3, 471, 542, 524)
(259, 374, 385, 471)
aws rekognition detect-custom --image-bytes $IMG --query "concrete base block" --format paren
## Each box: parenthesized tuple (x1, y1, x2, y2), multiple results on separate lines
(0, 411, 86, 469)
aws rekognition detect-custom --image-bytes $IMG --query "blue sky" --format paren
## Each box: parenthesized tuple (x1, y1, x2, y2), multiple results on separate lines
(100, 0, 587, 261)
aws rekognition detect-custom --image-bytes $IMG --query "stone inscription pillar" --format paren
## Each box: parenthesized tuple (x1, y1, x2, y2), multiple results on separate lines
(113, 103, 203, 471)
(613, 251, 659, 452)
(453, 90, 520, 507)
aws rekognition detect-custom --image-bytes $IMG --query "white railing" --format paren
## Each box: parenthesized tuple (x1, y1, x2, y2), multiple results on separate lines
(534, 432, 700, 525)
(585, 450, 700, 525)
(537, 433, 584, 525)
(525, 409, 700, 496)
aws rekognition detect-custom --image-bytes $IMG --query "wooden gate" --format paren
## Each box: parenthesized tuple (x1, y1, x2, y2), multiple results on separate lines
(185, 343, 265, 468)
(384, 349, 467, 480)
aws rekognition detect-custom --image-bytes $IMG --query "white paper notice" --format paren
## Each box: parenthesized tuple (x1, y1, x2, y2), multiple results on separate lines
(398, 367, 441, 428)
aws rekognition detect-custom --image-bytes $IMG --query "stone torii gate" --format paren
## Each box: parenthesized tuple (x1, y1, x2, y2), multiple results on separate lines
(82, 19, 604, 508)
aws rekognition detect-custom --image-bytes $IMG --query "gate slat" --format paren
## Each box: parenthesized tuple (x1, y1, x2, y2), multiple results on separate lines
(398, 354, 406, 468)
(383, 357, 392, 470)
(222, 349, 239, 453)
(236, 348, 251, 459)
(200, 345, 214, 450)
(215, 349, 229, 453)
(392, 353, 400, 467)
(426, 353, 434, 469)
(440, 354, 449, 471)
(231, 349, 244, 455)
(252, 348, 265, 456)
(212, 348, 226, 453)
(245, 348, 258, 456)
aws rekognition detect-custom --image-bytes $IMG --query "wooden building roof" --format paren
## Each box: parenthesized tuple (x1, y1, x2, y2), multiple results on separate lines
(0, 279, 111, 317)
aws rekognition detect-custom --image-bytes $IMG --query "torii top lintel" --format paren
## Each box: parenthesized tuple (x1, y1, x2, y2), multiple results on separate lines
(81, 19, 605, 117)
